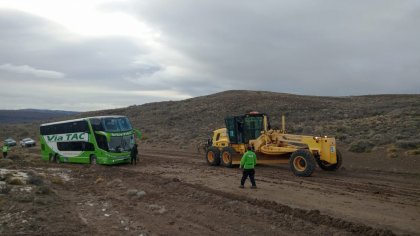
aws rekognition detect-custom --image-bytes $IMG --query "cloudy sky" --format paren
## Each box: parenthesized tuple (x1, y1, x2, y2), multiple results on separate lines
(0, 0, 419, 111)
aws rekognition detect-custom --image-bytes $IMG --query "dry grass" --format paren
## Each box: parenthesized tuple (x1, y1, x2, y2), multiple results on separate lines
(1, 90, 420, 154)
(49, 176, 64, 185)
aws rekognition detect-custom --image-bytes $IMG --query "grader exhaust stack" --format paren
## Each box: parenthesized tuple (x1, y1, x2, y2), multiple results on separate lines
(281, 114, 285, 134)
(205, 112, 342, 177)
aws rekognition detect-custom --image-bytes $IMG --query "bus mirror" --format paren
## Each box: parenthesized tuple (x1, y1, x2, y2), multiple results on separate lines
(134, 129, 142, 139)
(95, 131, 111, 142)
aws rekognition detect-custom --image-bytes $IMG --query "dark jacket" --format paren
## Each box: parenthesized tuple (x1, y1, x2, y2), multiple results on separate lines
(130, 145, 138, 158)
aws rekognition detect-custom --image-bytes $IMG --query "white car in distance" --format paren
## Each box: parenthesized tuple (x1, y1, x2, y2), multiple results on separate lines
(20, 138, 36, 147)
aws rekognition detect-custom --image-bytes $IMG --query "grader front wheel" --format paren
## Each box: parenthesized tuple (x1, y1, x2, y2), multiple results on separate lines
(317, 149, 343, 171)
(289, 149, 316, 177)
(206, 147, 220, 166)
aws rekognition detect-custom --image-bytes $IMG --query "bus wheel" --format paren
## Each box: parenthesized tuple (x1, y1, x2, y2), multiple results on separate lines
(54, 154, 60, 164)
(90, 155, 97, 165)
(49, 153, 54, 163)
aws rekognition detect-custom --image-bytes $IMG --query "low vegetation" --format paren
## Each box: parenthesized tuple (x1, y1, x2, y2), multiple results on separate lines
(1, 90, 419, 155)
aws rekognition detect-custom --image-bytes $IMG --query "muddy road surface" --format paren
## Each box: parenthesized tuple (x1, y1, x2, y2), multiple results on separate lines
(0, 148, 419, 235)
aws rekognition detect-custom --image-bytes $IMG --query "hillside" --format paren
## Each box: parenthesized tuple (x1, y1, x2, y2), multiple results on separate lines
(0, 109, 79, 124)
(1, 90, 419, 155)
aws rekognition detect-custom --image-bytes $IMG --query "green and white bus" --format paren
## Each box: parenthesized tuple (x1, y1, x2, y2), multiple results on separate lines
(40, 116, 140, 165)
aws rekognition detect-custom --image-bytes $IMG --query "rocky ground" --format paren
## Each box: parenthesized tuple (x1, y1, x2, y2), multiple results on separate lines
(0, 146, 419, 236)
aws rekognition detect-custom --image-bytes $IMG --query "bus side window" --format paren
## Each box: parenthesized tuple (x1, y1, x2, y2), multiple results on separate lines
(83, 142, 95, 151)
(90, 118, 104, 131)
(95, 134, 108, 151)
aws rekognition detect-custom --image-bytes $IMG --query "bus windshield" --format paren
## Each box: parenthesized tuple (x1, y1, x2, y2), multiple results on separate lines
(102, 117, 132, 132)
(108, 135, 134, 152)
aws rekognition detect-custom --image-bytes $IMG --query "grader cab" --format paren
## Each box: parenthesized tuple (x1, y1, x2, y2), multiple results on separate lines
(205, 112, 342, 177)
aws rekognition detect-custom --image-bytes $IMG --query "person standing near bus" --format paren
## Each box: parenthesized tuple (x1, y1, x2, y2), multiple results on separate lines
(130, 143, 138, 165)
(2, 143, 9, 158)
(239, 145, 257, 189)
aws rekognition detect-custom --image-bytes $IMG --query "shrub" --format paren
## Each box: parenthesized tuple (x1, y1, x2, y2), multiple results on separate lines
(395, 140, 420, 149)
(0, 159, 13, 167)
(36, 185, 52, 195)
(387, 145, 398, 158)
(405, 149, 420, 156)
(370, 134, 393, 145)
(0, 183, 11, 194)
(7, 178, 25, 185)
(127, 189, 138, 196)
(49, 176, 64, 185)
(349, 140, 375, 153)
(27, 175, 44, 186)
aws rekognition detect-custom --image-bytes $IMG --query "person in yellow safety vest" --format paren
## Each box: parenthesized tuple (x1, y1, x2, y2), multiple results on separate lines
(2, 144, 9, 158)
(239, 145, 257, 189)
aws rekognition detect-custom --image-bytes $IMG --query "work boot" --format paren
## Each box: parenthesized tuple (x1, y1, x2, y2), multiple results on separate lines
(239, 185, 244, 188)
(251, 185, 257, 189)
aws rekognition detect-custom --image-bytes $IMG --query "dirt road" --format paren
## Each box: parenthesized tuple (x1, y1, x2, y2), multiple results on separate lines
(0, 148, 419, 235)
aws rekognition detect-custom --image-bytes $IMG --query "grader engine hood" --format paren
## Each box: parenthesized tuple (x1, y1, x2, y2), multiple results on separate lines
(316, 136, 338, 164)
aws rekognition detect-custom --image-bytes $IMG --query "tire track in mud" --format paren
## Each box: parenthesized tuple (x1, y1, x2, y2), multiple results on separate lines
(119, 166, 396, 236)
(141, 150, 420, 203)
(138, 150, 420, 235)
(183, 182, 396, 236)
(65, 165, 328, 235)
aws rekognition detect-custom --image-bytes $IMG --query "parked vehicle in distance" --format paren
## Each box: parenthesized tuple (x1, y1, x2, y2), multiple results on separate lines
(20, 138, 36, 147)
(4, 138, 17, 147)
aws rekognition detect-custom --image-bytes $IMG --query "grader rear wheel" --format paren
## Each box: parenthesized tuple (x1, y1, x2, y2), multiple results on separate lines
(206, 147, 220, 166)
(289, 149, 316, 177)
(221, 147, 235, 168)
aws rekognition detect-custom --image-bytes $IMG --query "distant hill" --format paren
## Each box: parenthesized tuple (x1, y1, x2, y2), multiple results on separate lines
(0, 109, 79, 124)
(0, 90, 419, 155)
(85, 90, 420, 154)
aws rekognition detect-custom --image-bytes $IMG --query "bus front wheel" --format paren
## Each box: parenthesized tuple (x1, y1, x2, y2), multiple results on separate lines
(54, 154, 60, 164)
(90, 155, 97, 165)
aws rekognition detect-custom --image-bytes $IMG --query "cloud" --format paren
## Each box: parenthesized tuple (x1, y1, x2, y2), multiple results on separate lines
(114, 0, 420, 95)
(1, 2, 420, 111)
(0, 63, 65, 79)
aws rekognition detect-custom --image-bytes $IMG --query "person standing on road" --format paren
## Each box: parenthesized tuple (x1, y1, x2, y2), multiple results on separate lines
(2, 144, 9, 158)
(130, 143, 138, 165)
(239, 145, 257, 189)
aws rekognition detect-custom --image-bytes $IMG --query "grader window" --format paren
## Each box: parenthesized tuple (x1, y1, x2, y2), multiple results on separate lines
(225, 114, 267, 144)
(243, 116, 264, 142)
(225, 117, 239, 144)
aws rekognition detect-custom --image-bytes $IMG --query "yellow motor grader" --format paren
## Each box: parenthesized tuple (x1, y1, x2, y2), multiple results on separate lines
(205, 112, 342, 177)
